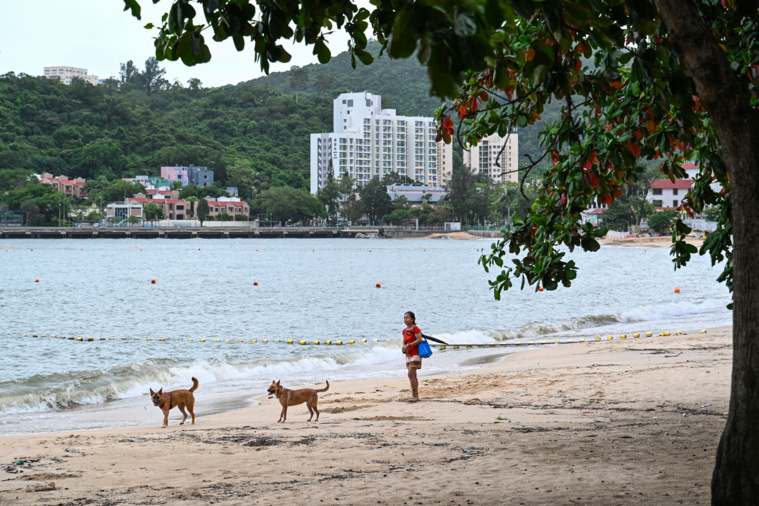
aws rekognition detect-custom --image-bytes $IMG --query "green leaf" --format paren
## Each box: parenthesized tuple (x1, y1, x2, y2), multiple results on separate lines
(233, 34, 245, 52)
(354, 48, 374, 66)
(123, 0, 141, 20)
(315, 40, 331, 64)
(389, 8, 417, 58)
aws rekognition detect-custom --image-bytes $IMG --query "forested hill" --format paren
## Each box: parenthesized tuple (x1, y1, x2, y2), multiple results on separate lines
(250, 41, 445, 118)
(0, 44, 556, 198)
(0, 75, 331, 197)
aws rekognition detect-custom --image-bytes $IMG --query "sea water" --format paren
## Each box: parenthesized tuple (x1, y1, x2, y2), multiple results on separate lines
(0, 238, 730, 434)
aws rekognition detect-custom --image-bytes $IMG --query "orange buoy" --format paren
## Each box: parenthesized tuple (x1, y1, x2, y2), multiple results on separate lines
(151, 279, 157, 284)
(34, 279, 39, 283)
(538, 286, 544, 292)
(369, 250, 372, 252)
(256, 249, 259, 252)
(31, 249, 33, 251)
(254, 281, 259, 286)
(376, 282, 382, 288)
(674, 287, 680, 293)
(312, 249, 315, 252)
(140, 248, 143, 251)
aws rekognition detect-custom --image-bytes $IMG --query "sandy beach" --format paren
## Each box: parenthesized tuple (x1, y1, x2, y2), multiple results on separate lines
(0, 327, 731, 505)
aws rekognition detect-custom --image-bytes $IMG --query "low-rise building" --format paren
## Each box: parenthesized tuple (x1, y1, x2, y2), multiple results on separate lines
(648, 179, 693, 209)
(199, 197, 250, 220)
(127, 194, 191, 220)
(387, 184, 447, 205)
(43, 66, 99, 86)
(188, 166, 214, 187)
(106, 201, 143, 222)
(38, 174, 88, 198)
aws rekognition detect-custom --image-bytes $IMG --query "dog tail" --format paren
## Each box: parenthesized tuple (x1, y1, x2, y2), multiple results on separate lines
(190, 377, 199, 392)
(318, 381, 329, 393)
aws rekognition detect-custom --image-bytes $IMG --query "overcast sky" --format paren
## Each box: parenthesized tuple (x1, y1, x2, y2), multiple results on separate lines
(0, 0, 353, 88)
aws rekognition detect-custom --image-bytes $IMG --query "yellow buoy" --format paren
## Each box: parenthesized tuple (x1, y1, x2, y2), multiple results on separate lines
(188, 339, 193, 341)
(620, 334, 627, 339)
(325, 340, 332, 345)
(633, 333, 640, 338)
(76, 337, 83, 341)
(361, 339, 367, 342)
(701, 329, 707, 334)
(594, 337, 601, 341)
(313, 340, 320, 345)
(646, 332, 653, 337)
(349, 340, 355, 344)
(568, 339, 575, 343)
(200, 339, 206, 342)
(440, 345, 446, 350)
(159, 338, 165, 341)
(453, 345, 460, 349)
(579, 338, 586, 342)
(215, 339, 221, 342)
(251, 339, 257, 343)
(300, 340, 307, 345)
(146, 338, 152, 341)
(514, 341, 521, 345)
(675, 331, 682, 335)
(607, 335, 614, 340)
(663, 332, 671, 336)
(336, 340, 343, 345)
(262, 339, 269, 343)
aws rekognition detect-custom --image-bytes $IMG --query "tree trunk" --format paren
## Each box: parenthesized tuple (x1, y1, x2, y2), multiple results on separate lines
(654, 1, 759, 503)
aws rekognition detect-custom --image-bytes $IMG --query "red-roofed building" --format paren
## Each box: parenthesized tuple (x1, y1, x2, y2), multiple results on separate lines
(126, 194, 191, 220)
(38, 173, 88, 198)
(648, 179, 692, 209)
(199, 197, 250, 220)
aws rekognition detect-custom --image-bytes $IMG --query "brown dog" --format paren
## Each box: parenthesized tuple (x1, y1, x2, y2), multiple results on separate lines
(267, 380, 329, 423)
(150, 377, 198, 427)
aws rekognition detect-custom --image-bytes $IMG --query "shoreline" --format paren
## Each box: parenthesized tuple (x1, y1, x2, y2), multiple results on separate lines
(0, 326, 731, 504)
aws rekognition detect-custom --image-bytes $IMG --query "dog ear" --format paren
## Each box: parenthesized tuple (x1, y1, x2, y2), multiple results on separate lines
(276, 380, 280, 385)
(158, 388, 163, 395)
(150, 388, 154, 395)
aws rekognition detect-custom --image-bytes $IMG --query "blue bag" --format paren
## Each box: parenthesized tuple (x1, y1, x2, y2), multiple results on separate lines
(418, 339, 433, 359)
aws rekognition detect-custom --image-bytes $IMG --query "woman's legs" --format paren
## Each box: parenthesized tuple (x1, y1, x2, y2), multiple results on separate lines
(407, 367, 419, 400)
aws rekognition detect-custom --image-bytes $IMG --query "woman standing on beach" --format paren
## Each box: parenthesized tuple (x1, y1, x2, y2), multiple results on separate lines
(402, 311, 423, 402)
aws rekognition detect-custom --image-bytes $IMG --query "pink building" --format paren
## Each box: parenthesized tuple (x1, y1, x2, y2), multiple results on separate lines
(160, 166, 188, 187)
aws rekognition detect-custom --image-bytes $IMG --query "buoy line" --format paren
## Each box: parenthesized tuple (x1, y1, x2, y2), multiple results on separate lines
(5, 330, 706, 347)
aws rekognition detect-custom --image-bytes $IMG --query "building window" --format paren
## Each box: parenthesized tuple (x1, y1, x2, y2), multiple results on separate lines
(672, 189, 678, 195)
(347, 100, 353, 107)
(653, 200, 663, 207)
(673, 199, 679, 207)
(653, 189, 662, 195)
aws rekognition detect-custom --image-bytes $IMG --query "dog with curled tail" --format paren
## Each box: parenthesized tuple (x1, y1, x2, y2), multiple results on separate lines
(150, 377, 198, 427)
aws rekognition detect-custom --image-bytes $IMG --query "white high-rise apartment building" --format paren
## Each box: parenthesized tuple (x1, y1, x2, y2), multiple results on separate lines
(463, 132, 519, 183)
(310, 92, 451, 193)
(43, 66, 99, 86)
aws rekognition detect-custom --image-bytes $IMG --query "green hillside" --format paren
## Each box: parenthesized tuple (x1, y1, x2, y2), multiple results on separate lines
(0, 44, 556, 201)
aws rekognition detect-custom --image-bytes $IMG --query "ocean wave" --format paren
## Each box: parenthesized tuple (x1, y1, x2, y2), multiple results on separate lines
(0, 344, 404, 415)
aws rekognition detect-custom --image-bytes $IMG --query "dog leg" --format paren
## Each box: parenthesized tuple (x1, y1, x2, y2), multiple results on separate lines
(306, 401, 314, 421)
(178, 404, 188, 425)
(313, 398, 320, 422)
(281, 405, 287, 423)
(162, 409, 169, 428)
(188, 400, 195, 424)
